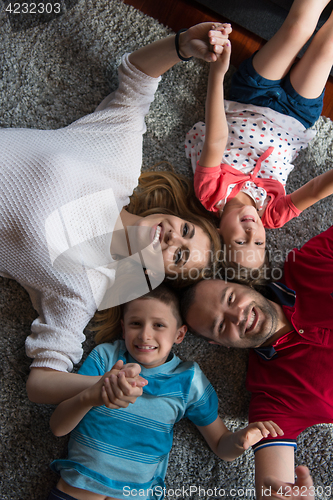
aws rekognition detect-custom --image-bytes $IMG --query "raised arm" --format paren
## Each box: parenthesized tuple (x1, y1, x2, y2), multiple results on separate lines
(196, 417, 283, 462)
(49, 374, 106, 436)
(129, 23, 232, 78)
(290, 168, 333, 211)
(199, 32, 231, 169)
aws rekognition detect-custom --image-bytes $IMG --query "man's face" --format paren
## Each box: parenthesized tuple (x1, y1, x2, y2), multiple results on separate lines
(185, 280, 278, 348)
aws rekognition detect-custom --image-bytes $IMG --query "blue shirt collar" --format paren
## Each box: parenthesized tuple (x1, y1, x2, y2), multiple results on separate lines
(267, 282, 296, 308)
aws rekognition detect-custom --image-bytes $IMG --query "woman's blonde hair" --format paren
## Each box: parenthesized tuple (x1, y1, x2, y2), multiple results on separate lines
(94, 284, 183, 345)
(125, 166, 222, 287)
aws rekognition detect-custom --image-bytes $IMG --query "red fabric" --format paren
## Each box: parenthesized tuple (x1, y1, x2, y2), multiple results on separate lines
(194, 146, 301, 228)
(247, 226, 333, 440)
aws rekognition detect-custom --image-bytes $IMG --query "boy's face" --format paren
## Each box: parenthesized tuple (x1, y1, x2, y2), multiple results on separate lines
(219, 204, 266, 268)
(121, 298, 186, 369)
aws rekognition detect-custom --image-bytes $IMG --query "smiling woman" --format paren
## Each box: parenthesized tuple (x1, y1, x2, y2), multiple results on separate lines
(125, 170, 222, 286)
(7, 22, 229, 405)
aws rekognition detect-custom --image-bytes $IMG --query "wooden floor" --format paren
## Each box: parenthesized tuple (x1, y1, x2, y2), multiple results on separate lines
(124, 0, 333, 121)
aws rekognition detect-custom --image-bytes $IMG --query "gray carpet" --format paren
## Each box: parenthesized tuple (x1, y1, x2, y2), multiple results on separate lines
(0, 1, 333, 499)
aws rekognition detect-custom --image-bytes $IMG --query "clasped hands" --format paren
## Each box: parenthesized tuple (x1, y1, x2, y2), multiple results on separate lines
(180, 22, 232, 63)
(97, 360, 147, 409)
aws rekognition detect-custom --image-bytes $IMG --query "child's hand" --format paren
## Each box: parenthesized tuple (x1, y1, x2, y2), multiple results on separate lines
(101, 360, 148, 410)
(237, 421, 284, 450)
(209, 24, 232, 53)
(208, 25, 232, 75)
(182, 22, 232, 62)
(109, 359, 147, 387)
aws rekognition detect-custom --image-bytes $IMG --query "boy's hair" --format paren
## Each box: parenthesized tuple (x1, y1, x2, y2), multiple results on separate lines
(93, 284, 183, 345)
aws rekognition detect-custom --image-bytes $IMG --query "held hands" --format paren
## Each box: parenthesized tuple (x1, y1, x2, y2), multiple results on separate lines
(49, 361, 147, 437)
(80, 360, 147, 410)
(237, 421, 284, 451)
(180, 22, 232, 63)
(209, 24, 232, 76)
(101, 360, 148, 410)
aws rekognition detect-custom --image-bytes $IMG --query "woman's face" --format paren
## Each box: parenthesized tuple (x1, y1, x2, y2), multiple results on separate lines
(132, 214, 211, 278)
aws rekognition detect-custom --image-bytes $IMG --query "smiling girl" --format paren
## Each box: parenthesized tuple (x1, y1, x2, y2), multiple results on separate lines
(187, 0, 333, 280)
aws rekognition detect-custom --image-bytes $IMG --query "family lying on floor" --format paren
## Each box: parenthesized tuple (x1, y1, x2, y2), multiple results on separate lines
(1, 0, 332, 498)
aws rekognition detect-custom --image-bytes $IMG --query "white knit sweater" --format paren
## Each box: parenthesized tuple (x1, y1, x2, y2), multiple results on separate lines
(0, 55, 160, 372)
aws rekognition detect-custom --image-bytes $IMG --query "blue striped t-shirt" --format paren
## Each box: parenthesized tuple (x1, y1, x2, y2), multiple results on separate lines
(51, 340, 218, 499)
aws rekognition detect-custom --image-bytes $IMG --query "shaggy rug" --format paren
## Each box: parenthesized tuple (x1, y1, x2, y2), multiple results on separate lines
(0, 0, 332, 499)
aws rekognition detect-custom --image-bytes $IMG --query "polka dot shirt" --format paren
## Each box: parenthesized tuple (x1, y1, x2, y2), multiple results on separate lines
(185, 100, 316, 212)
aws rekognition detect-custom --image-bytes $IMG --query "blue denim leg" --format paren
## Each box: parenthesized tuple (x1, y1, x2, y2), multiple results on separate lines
(229, 53, 324, 129)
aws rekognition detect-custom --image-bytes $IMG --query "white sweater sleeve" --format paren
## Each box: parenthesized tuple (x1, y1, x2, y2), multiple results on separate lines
(23, 261, 108, 372)
(26, 296, 90, 373)
(2, 54, 161, 373)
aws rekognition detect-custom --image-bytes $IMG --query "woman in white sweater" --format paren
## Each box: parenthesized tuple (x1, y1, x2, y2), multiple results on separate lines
(0, 22, 231, 404)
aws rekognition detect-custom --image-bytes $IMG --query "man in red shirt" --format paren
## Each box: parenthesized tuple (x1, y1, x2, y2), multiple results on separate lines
(181, 225, 333, 499)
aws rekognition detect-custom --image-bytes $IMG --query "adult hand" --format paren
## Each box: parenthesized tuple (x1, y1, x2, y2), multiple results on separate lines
(180, 22, 232, 62)
(101, 359, 148, 409)
(263, 466, 314, 499)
